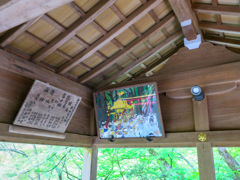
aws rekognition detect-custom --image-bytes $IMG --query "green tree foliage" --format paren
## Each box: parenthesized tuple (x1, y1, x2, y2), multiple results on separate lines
(0, 143, 84, 180)
(97, 148, 199, 180)
(1, 142, 240, 180)
(213, 147, 240, 180)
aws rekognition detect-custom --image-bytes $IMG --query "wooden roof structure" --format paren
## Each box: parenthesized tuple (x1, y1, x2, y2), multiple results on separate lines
(1, 0, 240, 179)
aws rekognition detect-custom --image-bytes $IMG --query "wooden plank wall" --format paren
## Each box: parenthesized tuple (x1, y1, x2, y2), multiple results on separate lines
(99, 42, 240, 134)
(0, 50, 93, 135)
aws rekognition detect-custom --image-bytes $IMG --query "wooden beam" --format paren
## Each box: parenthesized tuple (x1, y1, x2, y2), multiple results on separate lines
(0, 49, 93, 107)
(0, 123, 92, 147)
(96, 30, 182, 89)
(77, 12, 176, 83)
(0, 0, 73, 33)
(193, 4, 240, 16)
(197, 143, 216, 180)
(99, 57, 240, 94)
(193, 98, 210, 131)
(131, 46, 182, 79)
(23, 31, 92, 71)
(168, 0, 199, 41)
(82, 148, 98, 180)
(204, 35, 240, 48)
(0, 16, 41, 47)
(199, 22, 240, 34)
(32, 0, 117, 63)
(93, 130, 240, 148)
(58, 0, 164, 74)
(166, 82, 237, 100)
(68, 2, 125, 51)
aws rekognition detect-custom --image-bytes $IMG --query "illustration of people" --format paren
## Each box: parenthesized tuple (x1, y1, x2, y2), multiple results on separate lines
(147, 114, 161, 136)
(137, 115, 148, 137)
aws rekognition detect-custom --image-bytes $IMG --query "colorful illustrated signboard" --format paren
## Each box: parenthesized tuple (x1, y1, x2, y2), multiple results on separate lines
(94, 83, 165, 139)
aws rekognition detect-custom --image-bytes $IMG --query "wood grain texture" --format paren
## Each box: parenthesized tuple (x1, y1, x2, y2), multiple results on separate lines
(193, 4, 240, 16)
(197, 143, 216, 180)
(168, 0, 199, 40)
(58, 0, 164, 74)
(0, 0, 73, 33)
(96, 30, 183, 89)
(0, 49, 92, 106)
(199, 22, 240, 34)
(0, 123, 92, 147)
(78, 13, 176, 83)
(82, 148, 98, 180)
(0, 16, 41, 47)
(193, 98, 210, 131)
(0, 68, 91, 135)
(93, 130, 240, 148)
(160, 93, 195, 133)
(32, 0, 117, 62)
(153, 42, 240, 76)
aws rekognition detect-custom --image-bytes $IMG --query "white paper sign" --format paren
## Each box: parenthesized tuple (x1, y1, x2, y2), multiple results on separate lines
(13, 80, 82, 133)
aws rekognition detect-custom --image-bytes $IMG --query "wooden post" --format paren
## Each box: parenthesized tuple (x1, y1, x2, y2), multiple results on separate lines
(193, 98, 210, 131)
(82, 108, 98, 180)
(82, 148, 98, 180)
(197, 143, 216, 180)
(193, 97, 216, 180)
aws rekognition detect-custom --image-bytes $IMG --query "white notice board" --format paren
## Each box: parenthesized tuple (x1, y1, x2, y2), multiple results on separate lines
(13, 80, 82, 133)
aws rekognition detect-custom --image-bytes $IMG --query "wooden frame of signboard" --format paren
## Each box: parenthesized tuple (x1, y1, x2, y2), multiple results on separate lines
(93, 82, 165, 139)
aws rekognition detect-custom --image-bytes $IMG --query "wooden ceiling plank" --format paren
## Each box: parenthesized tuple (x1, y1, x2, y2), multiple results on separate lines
(23, 31, 48, 46)
(193, 4, 240, 16)
(58, 0, 164, 74)
(77, 12, 176, 84)
(96, 30, 182, 88)
(0, 0, 73, 33)
(110, 4, 142, 37)
(199, 22, 240, 34)
(68, 2, 85, 16)
(68, 2, 125, 54)
(41, 14, 65, 32)
(23, 31, 92, 71)
(0, 16, 41, 47)
(32, 0, 117, 63)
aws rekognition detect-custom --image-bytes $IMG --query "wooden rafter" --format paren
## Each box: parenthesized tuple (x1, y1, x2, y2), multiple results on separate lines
(77, 12, 176, 84)
(68, 2, 125, 50)
(22, 31, 92, 71)
(0, 0, 73, 33)
(193, 4, 240, 16)
(32, 0, 117, 63)
(168, 0, 199, 41)
(58, 0, 164, 74)
(0, 16, 41, 47)
(130, 46, 182, 80)
(96, 30, 183, 89)
(204, 35, 240, 48)
(41, 13, 109, 61)
(199, 22, 240, 34)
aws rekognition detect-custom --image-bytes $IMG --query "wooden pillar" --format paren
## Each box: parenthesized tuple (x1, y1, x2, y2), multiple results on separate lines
(193, 97, 216, 180)
(82, 108, 98, 180)
(197, 143, 216, 180)
(82, 148, 98, 180)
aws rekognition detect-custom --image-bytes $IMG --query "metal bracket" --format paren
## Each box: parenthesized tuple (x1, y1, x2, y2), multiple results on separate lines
(146, 136, 153, 141)
(108, 135, 115, 142)
(184, 34, 202, 50)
